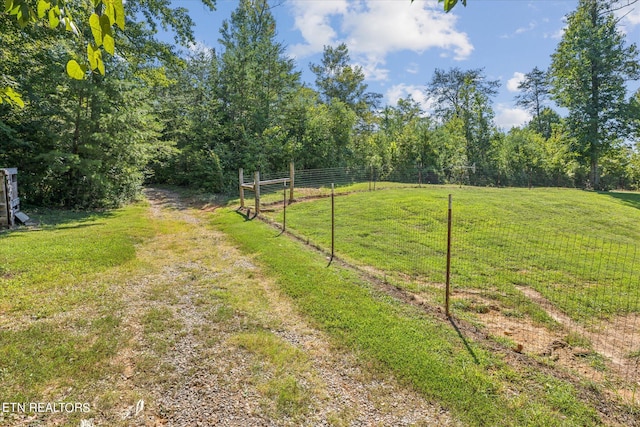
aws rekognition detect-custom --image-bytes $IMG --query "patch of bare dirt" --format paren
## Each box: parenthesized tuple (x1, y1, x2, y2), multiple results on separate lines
(520, 287, 640, 375)
(451, 288, 640, 408)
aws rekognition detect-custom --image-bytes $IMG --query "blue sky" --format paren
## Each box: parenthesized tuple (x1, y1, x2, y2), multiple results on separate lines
(167, 0, 640, 129)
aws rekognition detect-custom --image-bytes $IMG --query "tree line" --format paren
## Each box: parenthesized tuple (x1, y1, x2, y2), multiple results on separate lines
(1, 0, 640, 208)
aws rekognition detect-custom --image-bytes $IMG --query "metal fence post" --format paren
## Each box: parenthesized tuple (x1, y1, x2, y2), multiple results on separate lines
(446, 194, 452, 318)
(330, 183, 335, 263)
(283, 182, 287, 232)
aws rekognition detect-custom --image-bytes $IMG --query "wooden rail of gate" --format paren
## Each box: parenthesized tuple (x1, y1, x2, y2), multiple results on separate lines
(239, 163, 295, 214)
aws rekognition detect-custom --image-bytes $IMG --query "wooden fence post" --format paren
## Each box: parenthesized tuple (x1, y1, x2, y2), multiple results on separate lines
(254, 171, 261, 215)
(239, 168, 245, 208)
(289, 162, 295, 203)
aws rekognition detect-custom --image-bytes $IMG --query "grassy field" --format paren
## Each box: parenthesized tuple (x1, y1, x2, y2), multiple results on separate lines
(263, 186, 640, 323)
(1, 188, 638, 425)
(0, 204, 155, 418)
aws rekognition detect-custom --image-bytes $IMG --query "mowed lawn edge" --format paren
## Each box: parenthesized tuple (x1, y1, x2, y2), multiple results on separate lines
(213, 208, 602, 427)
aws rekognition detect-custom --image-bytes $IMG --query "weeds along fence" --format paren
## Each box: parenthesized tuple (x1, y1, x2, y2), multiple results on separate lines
(240, 166, 640, 400)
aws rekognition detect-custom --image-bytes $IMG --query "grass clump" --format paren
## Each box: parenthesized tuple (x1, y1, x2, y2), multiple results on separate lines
(0, 204, 154, 317)
(565, 332, 592, 349)
(232, 330, 313, 418)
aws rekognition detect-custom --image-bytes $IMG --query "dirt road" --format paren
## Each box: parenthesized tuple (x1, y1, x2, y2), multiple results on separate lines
(92, 188, 457, 426)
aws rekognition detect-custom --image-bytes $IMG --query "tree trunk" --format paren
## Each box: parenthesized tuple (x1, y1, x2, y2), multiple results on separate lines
(591, 158, 600, 189)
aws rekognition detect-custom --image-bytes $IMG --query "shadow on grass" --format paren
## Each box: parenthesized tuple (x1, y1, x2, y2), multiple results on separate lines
(235, 207, 258, 222)
(0, 209, 115, 238)
(449, 317, 480, 365)
(600, 191, 640, 210)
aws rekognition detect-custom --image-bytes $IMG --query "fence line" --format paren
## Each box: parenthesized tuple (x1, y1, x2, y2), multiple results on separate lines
(247, 167, 640, 398)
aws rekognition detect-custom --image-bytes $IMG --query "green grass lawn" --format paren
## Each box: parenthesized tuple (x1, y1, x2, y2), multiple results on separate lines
(0, 204, 154, 404)
(264, 186, 640, 323)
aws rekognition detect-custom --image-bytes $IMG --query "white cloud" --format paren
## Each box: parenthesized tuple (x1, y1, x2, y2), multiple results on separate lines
(515, 21, 537, 35)
(356, 55, 390, 82)
(617, 5, 640, 33)
(626, 7, 640, 26)
(341, 1, 472, 60)
(385, 84, 432, 112)
(289, 0, 472, 81)
(406, 62, 419, 74)
(495, 105, 531, 130)
(545, 16, 567, 40)
(544, 28, 565, 40)
(507, 72, 525, 93)
(288, 1, 348, 58)
(187, 40, 212, 54)
(501, 20, 537, 39)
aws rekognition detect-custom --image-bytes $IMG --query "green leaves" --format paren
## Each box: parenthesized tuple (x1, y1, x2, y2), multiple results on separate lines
(86, 44, 104, 76)
(86, 5, 118, 74)
(5, 0, 34, 28)
(89, 7, 118, 55)
(412, 0, 467, 12)
(37, 0, 50, 19)
(47, 7, 59, 28)
(83, 1, 124, 73)
(549, 0, 639, 188)
(103, 0, 125, 31)
(66, 60, 86, 80)
(0, 86, 25, 108)
(89, 13, 102, 46)
(443, 0, 458, 12)
(6, 0, 125, 79)
(440, 0, 467, 12)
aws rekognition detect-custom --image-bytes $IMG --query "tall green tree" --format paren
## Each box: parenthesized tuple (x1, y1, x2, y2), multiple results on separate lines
(2, 0, 216, 106)
(525, 106, 562, 140)
(149, 48, 225, 191)
(425, 67, 499, 182)
(549, 0, 640, 189)
(310, 43, 381, 116)
(0, 0, 197, 207)
(515, 67, 552, 137)
(492, 127, 547, 187)
(218, 0, 300, 173)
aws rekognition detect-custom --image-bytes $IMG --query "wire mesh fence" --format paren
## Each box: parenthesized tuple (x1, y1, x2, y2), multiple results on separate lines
(241, 166, 640, 399)
(452, 216, 640, 391)
(240, 165, 425, 211)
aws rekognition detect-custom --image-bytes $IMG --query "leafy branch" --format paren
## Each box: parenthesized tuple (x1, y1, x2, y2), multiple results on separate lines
(2, 0, 125, 107)
(411, 0, 467, 12)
